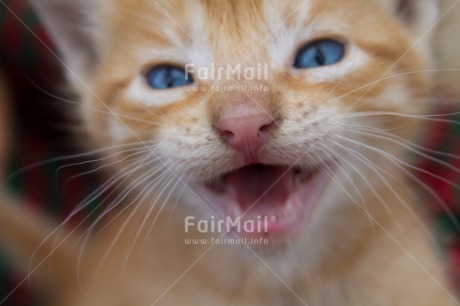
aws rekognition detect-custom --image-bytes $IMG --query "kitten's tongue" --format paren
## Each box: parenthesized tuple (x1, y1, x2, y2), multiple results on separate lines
(227, 165, 292, 215)
(197, 163, 330, 237)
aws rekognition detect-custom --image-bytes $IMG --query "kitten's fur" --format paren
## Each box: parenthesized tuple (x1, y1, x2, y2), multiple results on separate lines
(0, 0, 459, 305)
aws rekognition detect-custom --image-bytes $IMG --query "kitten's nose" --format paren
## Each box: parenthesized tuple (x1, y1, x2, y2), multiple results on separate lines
(215, 103, 274, 163)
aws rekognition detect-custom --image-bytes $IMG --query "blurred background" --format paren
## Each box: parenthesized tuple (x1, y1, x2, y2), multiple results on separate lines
(0, 0, 460, 305)
(0, 1, 104, 304)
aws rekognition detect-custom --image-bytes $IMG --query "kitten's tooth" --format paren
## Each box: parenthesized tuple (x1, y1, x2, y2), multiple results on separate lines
(284, 200, 296, 219)
(273, 211, 282, 220)
(272, 201, 296, 221)
(229, 205, 242, 218)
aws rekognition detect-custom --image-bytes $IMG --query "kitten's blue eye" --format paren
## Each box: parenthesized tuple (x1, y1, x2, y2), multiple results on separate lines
(294, 39, 345, 69)
(146, 65, 193, 89)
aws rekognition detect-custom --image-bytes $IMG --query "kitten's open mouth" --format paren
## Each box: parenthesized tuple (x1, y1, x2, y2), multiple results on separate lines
(195, 164, 330, 237)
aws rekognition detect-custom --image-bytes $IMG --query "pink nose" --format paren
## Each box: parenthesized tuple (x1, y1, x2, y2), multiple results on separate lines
(215, 105, 274, 163)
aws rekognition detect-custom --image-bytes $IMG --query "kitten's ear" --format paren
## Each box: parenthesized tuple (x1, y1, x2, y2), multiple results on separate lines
(381, 0, 439, 34)
(30, 0, 104, 90)
(396, 0, 439, 33)
(377, 0, 439, 61)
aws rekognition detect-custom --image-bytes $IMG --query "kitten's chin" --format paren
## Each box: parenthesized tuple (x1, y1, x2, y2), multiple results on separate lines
(193, 163, 331, 241)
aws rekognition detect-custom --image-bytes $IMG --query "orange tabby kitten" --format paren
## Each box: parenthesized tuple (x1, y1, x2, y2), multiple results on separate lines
(0, 0, 459, 305)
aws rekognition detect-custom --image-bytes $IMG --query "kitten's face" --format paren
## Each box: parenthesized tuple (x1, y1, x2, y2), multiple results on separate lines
(81, 0, 432, 246)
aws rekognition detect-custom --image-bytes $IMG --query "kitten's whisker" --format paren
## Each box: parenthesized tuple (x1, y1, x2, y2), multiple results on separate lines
(27, 76, 176, 126)
(319, 150, 456, 300)
(90, 163, 169, 236)
(6, 141, 151, 182)
(92, 167, 174, 277)
(345, 124, 460, 160)
(72, 156, 154, 211)
(343, 111, 460, 122)
(338, 135, 460, 233)
(330, 68, 460, 103)
(29, 160, 141, 269)
(338, 135, 460, 191)
(105, 111, 175, 127)
(330, 140, 437, 245)
(91, 178, 160, 281)
(347, 129, 460, 174)
(341, 122, 409, 133)
(322, 162, 376, 224)
(334, 157, 378, 230)
(315, 144, 374, 227)
(67, 159, 157, 232)
(74, 164, 164, 286)
(55, 147, 152, 178)
(123, 172, 185, 268)
(164, 174, 193, 229)
(140, 172, 185, 249)
(62, 150, 150, 186)
(321, 143, 409, 236)
(24, 164, 136, 291)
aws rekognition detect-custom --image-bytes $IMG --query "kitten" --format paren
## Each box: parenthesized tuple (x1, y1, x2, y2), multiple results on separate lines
(0, 0, 459, 305)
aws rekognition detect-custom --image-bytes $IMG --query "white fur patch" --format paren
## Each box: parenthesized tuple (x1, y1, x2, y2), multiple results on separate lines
(367, 81, 414, 110)
(109, 116, 132, 142)
(266, 1, 313, 68)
